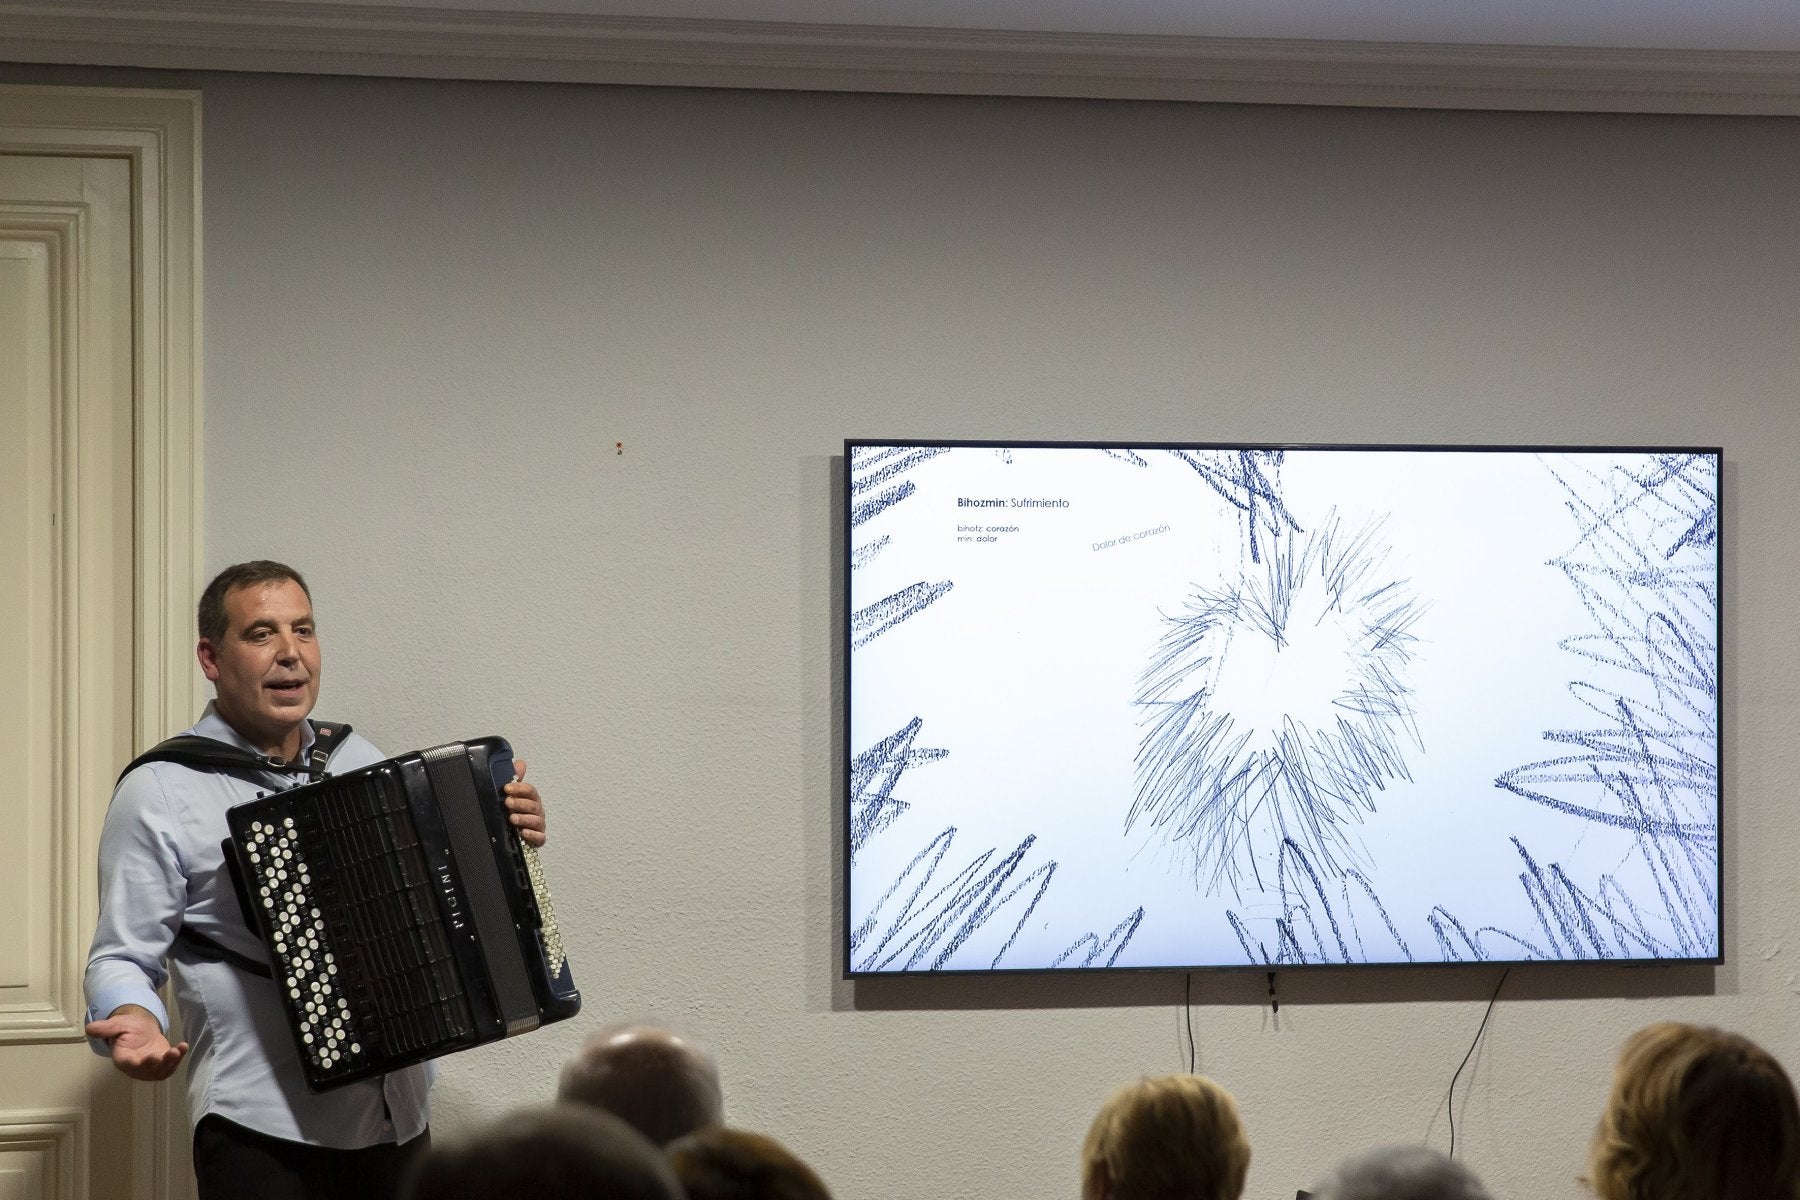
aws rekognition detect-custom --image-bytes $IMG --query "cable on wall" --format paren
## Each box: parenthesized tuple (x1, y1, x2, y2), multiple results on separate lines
(1185, 971, 1196, 1073)
(1445, 967, 1509, 1160)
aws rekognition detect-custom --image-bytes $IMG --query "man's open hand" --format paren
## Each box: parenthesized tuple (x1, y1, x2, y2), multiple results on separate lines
(86, 1004, 189, 1081)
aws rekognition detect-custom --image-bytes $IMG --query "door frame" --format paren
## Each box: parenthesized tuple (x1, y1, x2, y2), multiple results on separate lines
(0, 83, 202, 1200)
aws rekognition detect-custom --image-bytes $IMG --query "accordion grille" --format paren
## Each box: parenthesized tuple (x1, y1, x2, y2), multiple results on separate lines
(244, 770, 476, 1080)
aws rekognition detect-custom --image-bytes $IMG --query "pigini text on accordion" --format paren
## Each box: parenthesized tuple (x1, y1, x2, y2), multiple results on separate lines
(224, 736, 579, 1092)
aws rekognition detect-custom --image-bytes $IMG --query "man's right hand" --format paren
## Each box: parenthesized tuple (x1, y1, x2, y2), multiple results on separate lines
(85, 1004, 189, 1081)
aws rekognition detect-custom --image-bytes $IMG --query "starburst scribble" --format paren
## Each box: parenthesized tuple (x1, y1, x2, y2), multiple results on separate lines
(1133, 513, 1428, 896)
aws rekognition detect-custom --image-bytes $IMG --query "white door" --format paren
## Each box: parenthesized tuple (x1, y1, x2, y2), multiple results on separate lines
(0, 149, 141, 1200)
(0, 85, 203, 1200)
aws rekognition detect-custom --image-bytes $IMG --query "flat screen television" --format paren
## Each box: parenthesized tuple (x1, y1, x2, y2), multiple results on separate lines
(843, 442, 1721, 973)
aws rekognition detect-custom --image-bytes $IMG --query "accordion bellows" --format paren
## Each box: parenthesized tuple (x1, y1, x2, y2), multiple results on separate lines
(225, 737, 580, 1091)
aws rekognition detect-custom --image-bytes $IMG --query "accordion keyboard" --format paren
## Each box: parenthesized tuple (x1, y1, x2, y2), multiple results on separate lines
(242, 766, 478, 1084)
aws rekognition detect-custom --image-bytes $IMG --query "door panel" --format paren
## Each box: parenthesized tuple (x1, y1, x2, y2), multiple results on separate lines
(0, 151, 146, 1200)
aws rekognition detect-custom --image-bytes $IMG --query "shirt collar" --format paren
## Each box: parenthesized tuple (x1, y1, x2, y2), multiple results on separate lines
(196, 701, 316, 767)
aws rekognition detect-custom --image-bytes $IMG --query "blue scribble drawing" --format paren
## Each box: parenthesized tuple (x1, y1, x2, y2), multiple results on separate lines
(849, 445, 948, 538)
(850, 717, 948, 858)
(847, 717, 1144, 970)
(1171, 449, 1302, 564)
(1052, 908, 1147, 968)
(1488, 452, 1719, 958)
(849, 446, 1148, 969)
(849, 822, 1144, 971)
(1227, 453, 1719, 965)
(852, 446, 949, 497)
(849, 445, 956, 642)
(1134, 513, 1427, 897)
(1225, 840, 1415, 965)
(1232, 821, 1713, 965)
(850, 534, 891, 570)
(852, 581, 955, 650)
(1497, 454, 1718, 835)
(851, 481, 917, 529)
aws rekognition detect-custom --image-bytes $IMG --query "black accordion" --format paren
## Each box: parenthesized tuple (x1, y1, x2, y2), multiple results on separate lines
(224, 736, 579, 1092)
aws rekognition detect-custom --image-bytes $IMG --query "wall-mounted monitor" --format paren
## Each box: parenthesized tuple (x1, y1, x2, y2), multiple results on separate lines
(844, 442, 1721, 973)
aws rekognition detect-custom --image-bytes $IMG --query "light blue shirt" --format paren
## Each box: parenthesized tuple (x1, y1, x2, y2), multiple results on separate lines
(85, 704, 432, 1148)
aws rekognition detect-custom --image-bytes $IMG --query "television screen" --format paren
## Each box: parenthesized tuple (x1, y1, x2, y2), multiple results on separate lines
(844, 443, 1721, 973)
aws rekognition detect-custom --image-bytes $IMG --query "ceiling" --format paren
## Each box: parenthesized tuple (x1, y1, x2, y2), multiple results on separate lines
(2, 0, 1799, 113)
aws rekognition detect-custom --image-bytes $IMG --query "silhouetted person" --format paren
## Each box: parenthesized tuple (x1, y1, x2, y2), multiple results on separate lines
(668, 1126, 833, 1200)
(1586, 1022, 1800, 1200)
(557, 1023, 723, 1146)
(401, 1104, 681, 1200)
(1312, 1145, 1492, 1200)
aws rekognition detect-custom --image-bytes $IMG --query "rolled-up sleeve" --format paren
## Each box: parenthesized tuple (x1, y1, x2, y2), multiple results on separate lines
(84, 766, 186, 1053)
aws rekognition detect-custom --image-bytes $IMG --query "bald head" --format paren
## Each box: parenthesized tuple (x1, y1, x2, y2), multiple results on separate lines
(557, 1024, 723, 1146)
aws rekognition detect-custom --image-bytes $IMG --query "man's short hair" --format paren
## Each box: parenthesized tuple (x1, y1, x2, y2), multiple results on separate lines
(1586, 1022, 1800, 1200)
(197, 560, 311, 644)
(1311, 1145, 1491, 1200)
(1082, 1074, 1251, 1200)
(556, 1024, 723, 1146)
(667, 1127, 833, 1200)
(400, 1104, 682, 1200)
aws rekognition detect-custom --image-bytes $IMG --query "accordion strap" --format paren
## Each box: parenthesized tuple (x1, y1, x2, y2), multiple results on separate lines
(116, 720, 355, 982)
(116, 720, 354, 785)
(175, 925, 275, 980)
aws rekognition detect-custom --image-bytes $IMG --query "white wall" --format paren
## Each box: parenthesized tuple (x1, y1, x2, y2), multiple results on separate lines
(33, 65, 1800, 1199)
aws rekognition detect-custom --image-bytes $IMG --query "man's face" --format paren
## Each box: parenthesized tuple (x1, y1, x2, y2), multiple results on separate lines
(197, 579, 321, 758)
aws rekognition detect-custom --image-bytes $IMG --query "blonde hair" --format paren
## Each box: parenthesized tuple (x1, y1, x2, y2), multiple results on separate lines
(1586, 1022, 1800, 1200)
(1081, 1074, 1251, 1200)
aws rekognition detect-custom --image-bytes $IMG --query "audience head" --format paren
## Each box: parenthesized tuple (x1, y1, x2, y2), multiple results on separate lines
(1081, 1073, 1251, 1200)
(557, 1022, 724, 1146)
(401, 1103, 682, 1200)
(1311, 1145, 1491, 1200)
(668, 1126, 833, 1200)
(1586, 1021, 1800, 1200)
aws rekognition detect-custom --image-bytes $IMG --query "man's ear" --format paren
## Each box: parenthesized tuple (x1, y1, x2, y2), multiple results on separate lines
(196, 639, 221, 682)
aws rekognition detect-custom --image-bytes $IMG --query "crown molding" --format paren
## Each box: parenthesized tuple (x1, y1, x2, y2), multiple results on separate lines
(2, 1, 1799, 113)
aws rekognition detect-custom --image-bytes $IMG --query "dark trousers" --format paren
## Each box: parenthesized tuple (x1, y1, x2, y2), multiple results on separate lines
(192, 1114, 431, 1200)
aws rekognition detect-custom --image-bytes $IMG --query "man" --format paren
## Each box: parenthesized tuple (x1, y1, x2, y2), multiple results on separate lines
(1080, 1074, 1251, 1200)
(557, 1023, 723, 1146)
(402, 1104, 682, 1200)
(83, 560, 547, 1200)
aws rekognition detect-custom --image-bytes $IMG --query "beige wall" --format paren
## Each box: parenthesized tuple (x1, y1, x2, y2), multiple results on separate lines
(14, 65, 1800, 1200)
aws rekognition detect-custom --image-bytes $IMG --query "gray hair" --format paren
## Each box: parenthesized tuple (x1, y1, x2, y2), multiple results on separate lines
(1311, 1145, 1493, 1200)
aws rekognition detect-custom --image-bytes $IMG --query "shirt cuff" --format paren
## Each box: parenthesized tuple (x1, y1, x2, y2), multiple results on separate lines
(85, 984, 170, 1056)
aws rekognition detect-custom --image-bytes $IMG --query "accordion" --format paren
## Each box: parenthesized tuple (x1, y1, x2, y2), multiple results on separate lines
(224, 736, 579, 1091)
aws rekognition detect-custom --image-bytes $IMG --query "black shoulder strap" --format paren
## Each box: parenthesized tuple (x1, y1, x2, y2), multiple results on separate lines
(116, 720, 355, 785)
(175, 925, 275, 979)
(305, 720, 351, 774)
(132, 720, 355, 983)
